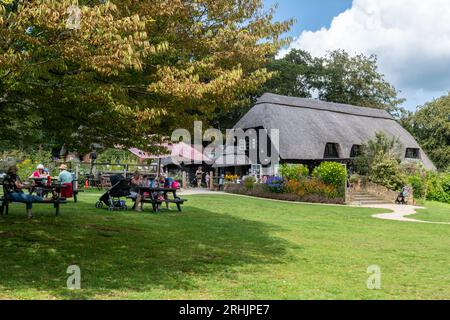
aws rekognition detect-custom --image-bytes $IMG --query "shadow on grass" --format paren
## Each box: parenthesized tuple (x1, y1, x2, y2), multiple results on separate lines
(0, 202, 291, 299)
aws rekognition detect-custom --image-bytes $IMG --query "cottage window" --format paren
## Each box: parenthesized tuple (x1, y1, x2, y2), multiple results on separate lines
(405, 148, 420, 159)
(324, 143, 340, 158)
(350, 145, 362, 158)
(238, 139, 246, 151)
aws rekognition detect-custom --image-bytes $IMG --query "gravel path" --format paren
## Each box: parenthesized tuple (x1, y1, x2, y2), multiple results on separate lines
(363, 204, 450, 225)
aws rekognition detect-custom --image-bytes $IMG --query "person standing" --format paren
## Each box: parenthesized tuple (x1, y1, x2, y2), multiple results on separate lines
(218, 174, 224, 191)
(205, 172, 210, 189)
(195, 167, 204, 188)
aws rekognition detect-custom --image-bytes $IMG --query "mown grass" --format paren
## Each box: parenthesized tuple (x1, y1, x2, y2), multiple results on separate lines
(411, 201, 450, 223)
(0, 192, 449, 300)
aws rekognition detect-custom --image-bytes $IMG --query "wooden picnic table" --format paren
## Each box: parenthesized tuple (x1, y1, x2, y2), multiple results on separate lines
(0, 180, 68, 216)
(23, 182, 68, 198)
(135, 187, 186, 212)
(28, 177, 83, 202)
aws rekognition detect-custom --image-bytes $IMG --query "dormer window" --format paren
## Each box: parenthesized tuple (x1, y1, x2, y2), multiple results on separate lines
(324, 143, 340, 159)
(405, 148, 420, 159)
(350, 145, 362, 158)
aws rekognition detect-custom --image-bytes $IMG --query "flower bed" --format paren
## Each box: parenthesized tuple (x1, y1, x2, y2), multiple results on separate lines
(225, 183, 345, 205)
(224, 163, 346, 205)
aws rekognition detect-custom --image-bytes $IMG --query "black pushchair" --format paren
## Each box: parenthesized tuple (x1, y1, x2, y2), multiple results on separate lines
(395, 186, 411, 205)
(95, 175, 131, 211)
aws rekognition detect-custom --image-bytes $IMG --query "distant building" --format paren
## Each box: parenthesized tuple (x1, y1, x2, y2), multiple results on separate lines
(219, 93, 435, 178)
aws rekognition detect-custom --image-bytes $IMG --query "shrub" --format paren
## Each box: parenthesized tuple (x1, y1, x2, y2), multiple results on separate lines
(354, 132, 403, 175)
(265, 176, 285, 193)
(441, 172, 450, 195)
(16, 159, 35, 181)
(226, 182, 344, 204)
(284, 180, 303, 196)
(408, 174, 427, 199)
(369, 152, 407, 191)
(401, 161, 427, 176)
(312, 162, 347, 190)
(304, 179, 339, 199)
(348, 174, 360, 184)
(225, 174, 239, 182)
(426, 172, 450, 203)
(285, 178, 340, 199)
(97, 148, 139, 165)
(279, 164, 309, 181)
(12, 148, 54, 180)
(243, 176, 256, 190)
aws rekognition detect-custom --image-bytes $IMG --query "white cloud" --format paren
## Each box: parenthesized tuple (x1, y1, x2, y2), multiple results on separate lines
(280, 0, 450, 109)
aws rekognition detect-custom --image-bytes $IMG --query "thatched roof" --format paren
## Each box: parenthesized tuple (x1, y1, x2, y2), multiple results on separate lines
(130, 142, 211, 164)
(212, 146, 252, 168)
(234, 93, 436, 170)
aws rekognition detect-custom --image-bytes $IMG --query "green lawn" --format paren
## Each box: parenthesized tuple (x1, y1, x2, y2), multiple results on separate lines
(1, 192, 450, 300)
(411, 201, 450, 223)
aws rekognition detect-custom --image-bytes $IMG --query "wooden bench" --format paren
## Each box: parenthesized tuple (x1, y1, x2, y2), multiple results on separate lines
(134, 187, 187, 212)
(141, 196, 186, 212)
(0, 196, 67, 216)
(0, 181, 67, 217)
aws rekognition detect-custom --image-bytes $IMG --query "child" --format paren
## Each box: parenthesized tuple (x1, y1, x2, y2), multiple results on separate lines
(218, 174, 224, 191)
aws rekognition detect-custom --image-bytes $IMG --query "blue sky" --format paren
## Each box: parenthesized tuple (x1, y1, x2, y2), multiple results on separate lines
(263, 0, 450, 111)
(264, 0, 352, 38)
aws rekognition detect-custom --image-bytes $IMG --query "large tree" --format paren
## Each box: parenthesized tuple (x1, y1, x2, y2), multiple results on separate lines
(213, 49, 405, 129)
(269, 49, 405, 114)
(261, 49, 318, 98)
(402, 93, 450, 171)
(0, 0, 291, 152)
(315, 50, 405, 115)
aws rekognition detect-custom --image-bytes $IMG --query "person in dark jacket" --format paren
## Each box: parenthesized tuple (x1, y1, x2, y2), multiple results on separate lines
(3, 165, 50, 219)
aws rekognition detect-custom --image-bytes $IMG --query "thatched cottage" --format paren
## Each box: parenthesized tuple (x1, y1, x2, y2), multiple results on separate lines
(218, 93, 435, 177)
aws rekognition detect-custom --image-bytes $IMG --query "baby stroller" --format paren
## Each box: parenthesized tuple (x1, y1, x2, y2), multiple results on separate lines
(95, 175, 131, 211)
(395, 186, 411, 205)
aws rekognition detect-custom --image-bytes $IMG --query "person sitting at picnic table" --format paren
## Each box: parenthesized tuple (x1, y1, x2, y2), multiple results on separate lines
(58, 164, 74, 198)
(29, 164, 48, 179)
(161, 176, 173, 209)
(130, 171, 143, 212)
(164, 176, 174, 189)
(28, 164, 49, 197)
(149, 175, 169, 209)
(4, 165, 52, 219)
(58, 164, 73, 184)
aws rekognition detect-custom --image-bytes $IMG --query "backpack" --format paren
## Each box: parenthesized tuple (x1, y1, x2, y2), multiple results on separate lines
(172, 180, 180, 189)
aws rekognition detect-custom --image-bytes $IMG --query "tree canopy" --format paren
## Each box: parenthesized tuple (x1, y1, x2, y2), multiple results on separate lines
(266, 49, 405, 115)
(402, 93, 450, 171)
(0, 0, 291, 152)
(353, 132, 403, 176)
(214, 48, 405, 128)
